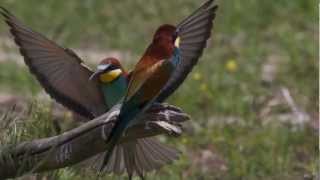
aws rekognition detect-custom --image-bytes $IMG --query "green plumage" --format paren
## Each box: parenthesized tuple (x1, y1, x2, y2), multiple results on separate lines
(101, 76, 127, 108)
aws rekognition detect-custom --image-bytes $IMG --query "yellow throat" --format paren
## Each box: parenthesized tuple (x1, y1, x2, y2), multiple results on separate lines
(174, 36, 180, 48)
(100, 69, 122, 83)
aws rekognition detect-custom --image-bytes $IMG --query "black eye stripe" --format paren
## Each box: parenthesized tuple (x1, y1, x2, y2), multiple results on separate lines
(108, 65, 117, 71)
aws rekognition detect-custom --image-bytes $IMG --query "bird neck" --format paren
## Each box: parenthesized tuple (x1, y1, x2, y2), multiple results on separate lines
(122, 70, 129, 78)
(145, 43, 173, 60)
(100, 75, 127, 108)
(171, 47, 181, 67)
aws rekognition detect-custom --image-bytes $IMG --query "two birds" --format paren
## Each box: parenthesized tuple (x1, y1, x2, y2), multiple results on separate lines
(0, 0, 218, 178)
(101, 0, 218, 172)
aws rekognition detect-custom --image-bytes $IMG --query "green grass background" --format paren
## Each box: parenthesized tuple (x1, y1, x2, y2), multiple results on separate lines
(0, 0, 317, 179)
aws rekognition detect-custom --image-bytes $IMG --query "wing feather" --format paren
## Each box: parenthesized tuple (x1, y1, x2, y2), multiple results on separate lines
(156, 0, 218, 102)
(0, 7, 107, 118)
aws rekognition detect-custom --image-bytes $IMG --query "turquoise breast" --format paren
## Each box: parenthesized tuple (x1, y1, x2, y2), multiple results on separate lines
(101, 76, 127, 108)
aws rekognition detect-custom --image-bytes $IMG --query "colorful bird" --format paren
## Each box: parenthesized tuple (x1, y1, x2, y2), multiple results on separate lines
(101, 0, 218, 172)
(89, 57, 128, 108)
(0, 7, 182, 178)
(1, 0, 218, 178)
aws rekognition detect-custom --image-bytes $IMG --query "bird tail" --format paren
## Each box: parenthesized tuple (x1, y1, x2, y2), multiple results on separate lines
(98, 96, 164, 171)
(90, 137, 180, 176)
(99, 111, 139, 171)
(99, 122, 123, 172)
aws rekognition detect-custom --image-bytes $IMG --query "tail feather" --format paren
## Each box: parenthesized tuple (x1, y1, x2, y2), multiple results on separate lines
(135, 142, 154, 172)
(140, 138, 179, 163)
(100, 142, 125, 174)
(99, 136, 118, 172)
(122, 141, 137, 176)
(90, 137, 180, 176)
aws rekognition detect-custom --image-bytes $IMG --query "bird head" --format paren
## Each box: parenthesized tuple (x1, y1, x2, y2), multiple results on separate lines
(89, 57, 125, 83)
(149, 24, 178, 59)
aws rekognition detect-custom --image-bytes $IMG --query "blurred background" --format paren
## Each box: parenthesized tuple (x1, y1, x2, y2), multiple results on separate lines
(0, 0, 317, 179)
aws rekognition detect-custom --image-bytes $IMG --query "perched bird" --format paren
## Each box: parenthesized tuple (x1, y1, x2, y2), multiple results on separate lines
(101, 0, 218, 172)
(0, 7, 182, 177)
(1, 0, 218, 178)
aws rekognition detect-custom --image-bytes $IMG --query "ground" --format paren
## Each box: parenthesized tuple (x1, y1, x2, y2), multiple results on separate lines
(0, 0, 318, 179)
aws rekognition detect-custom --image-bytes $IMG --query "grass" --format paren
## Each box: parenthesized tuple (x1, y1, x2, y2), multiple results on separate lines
(0, 0, 318, 179)
(0, 62, 39, 94)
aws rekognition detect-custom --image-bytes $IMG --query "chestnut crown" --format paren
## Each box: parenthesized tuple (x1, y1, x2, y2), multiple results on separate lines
(89, 57, 125, 83)
(147, 24, 177, 59)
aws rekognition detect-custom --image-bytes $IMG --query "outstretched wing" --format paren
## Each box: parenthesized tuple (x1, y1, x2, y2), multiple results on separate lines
(156, 0, 218, 102)
(0, 7, 107, 118)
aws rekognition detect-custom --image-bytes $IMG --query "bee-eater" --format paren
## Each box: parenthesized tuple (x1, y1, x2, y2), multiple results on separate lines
(101, 0, 218, 171)
(89, 57, 128, 108)
(0, 7, 182, 177)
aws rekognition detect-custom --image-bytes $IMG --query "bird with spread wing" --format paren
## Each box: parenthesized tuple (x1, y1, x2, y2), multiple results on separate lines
(100, 0, 218, 174)
(0, 7, 183, 178)
(0, 0, 218, 178)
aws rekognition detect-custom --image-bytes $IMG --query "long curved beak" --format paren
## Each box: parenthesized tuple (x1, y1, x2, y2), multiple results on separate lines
(89, 70, 103, 81)
(89, 64, 111, 81)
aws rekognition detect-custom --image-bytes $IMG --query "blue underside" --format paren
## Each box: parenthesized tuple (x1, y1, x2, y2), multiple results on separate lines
(101, 76, 127, 108)
(171, 47, 181, 67)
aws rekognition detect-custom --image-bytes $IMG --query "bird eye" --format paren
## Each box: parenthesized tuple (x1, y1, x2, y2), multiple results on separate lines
(108, 66, 117, 71)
